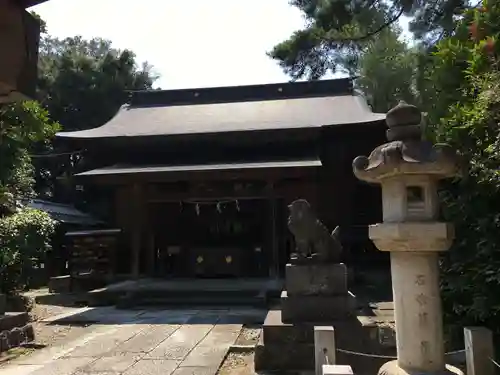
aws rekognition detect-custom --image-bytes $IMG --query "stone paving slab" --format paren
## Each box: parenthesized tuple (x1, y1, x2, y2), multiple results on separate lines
(172, 366, 220, 375)
(14, 325, 117, 365)
(199, 324, 241, 345)
(111, 324, 180, 354)
(78, 352, 143, 373)
(141, 313, 197, 325)
(146, 324, 214, 360)
(180, 345, 229, 368)
(123, 359, 180, 375)
(30, 357, 96, 375)
(0, 365, 44, 375)
(64, 325, 147, 358)
(180, 323, 241, 368)
(0, 307, 257, 375)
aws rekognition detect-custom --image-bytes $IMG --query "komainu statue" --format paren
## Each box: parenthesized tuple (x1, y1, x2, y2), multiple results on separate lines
(287, 199, 342, 264)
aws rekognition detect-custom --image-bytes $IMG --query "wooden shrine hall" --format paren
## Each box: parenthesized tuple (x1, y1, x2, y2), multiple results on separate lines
(56, 78, 387, 280)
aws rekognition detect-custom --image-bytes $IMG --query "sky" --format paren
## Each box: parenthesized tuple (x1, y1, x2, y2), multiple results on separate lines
(32, 0, 320, 89)
(31, 0, 409, 90)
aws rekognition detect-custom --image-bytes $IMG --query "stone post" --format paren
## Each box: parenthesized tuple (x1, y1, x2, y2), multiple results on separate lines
(352, 102, 462, 375)
(0, 293, 5, 315)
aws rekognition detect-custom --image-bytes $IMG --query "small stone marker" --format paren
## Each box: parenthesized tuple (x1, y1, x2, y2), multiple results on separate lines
(464, 326, 494, 375)
(322, 364, 354, 375)
(0, 294, 5, 315)
(314, 326, 336, 375)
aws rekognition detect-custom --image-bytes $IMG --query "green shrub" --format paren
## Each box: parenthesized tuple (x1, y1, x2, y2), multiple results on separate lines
(425, 0, 500, 328)
(0, 208, 56, 294)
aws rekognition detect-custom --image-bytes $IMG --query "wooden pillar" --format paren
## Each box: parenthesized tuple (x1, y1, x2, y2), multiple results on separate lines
(147, 232, 156, 276)
(268, 182, 279, 279)
(143, 196, 156, 277)
(131, 183, 143, 279)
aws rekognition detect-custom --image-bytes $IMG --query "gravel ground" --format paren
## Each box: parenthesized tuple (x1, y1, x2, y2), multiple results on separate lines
(29, 302, 95, 348)
(218, 352, 255, 375)
(235, 325, 261, 346)
(0, 298, 95, 365)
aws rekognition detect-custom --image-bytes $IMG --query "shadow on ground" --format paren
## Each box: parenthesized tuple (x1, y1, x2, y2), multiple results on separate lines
(43, 306, 268, 327)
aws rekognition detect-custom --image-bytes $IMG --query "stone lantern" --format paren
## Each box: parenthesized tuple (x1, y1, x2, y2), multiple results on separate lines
(352, 102, 462, 375)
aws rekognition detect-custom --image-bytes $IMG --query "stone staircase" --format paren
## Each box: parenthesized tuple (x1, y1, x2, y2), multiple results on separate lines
(80, 278, 283, 309)
(116, 288, 268, 309)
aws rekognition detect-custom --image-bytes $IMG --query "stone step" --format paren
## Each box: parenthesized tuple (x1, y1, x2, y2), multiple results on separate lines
(126, 288, 263, 299)
(116, 295, 267, 309)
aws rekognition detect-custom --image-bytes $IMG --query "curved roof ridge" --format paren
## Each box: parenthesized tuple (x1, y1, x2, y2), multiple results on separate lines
(57, 80, 385, 140)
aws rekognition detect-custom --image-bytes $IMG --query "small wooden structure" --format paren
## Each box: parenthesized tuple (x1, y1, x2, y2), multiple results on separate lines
(65, 229, 121, 291)
(26, 199, 104, 283)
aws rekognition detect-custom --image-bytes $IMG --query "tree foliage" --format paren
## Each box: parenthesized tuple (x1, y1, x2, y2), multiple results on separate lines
(0, 101, 59, 294)
(342, 26, 419, 112)
(423, 1, 500, 327)
(33, 33, 159, 200)
(273, 0, 500, 328)
(0, 101, 60, 211)
(270, 0, 470, 81)
(37, 35, 158, 132)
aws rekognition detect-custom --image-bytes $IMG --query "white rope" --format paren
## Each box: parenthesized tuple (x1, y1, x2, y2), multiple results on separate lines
(334, 348, 465, 359)
(490, 357, 500, 368)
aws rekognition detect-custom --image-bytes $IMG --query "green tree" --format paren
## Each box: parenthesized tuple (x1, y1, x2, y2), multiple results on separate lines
(38, 35, 158, 132)
(339, 26, 419, 112)
(423, 1, 500, 328)
(0, 101, 59, 293)
(33, 33, 159, 200)
(270, 0, 471, 81)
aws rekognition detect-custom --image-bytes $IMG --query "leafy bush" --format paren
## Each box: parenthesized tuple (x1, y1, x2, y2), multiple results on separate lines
(0, 208, 56, 294)
(0, 101, 59, 295)
(425, 0, 500, 328)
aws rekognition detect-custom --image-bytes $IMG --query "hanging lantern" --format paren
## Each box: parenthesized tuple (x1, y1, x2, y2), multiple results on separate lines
(235, 200, 240, 212)
(216, 202, 222, 213)
(195, 203, 200, 216)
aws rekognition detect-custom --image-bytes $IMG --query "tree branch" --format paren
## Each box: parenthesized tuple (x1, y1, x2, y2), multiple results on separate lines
(328, 6, 405, 43)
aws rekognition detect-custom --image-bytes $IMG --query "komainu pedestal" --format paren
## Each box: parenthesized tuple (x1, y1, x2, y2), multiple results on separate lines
(255, 199, 356, 372)
(281, 263, 355, 322)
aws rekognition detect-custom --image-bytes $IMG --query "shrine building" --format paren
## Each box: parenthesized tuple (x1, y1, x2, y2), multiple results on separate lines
(56, 78, 386, 280)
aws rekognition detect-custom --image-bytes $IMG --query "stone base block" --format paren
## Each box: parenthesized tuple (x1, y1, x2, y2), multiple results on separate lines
(281, 290, 355, 323)
(256, 309, 393, 373)
(255, 335, 314, 371)
(0, 312, 29, 331)
(48, 275, 71, 293)
(0, 324, 36, 353)
(285, 263, 348, 296)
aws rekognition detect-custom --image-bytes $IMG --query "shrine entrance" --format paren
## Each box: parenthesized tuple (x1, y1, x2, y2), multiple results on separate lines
(150, 198, 286, 278)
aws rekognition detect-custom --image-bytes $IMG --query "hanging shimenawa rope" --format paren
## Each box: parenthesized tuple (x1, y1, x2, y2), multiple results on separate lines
(180, 199, 241, 216)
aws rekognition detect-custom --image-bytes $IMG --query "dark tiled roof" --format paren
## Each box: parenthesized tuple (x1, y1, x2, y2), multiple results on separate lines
(66, 229, 121, 237)
(26, 199, 103, 225)
(75, 159, 322, 177)
(57, 79, 385, 140)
